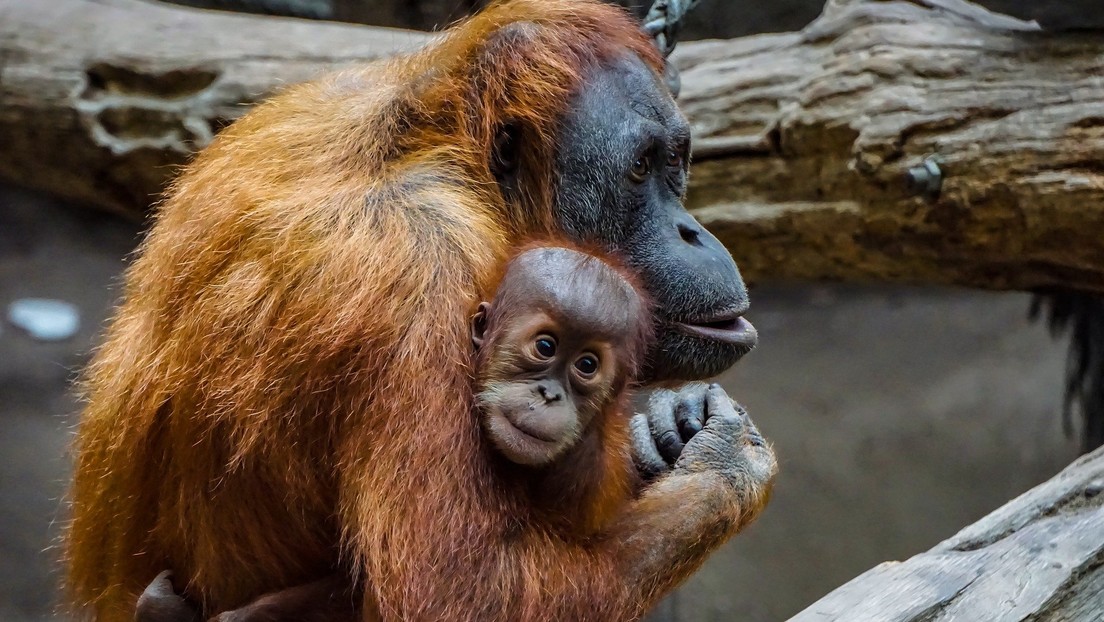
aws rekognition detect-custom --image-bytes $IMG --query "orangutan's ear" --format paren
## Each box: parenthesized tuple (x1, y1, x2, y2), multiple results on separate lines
(471, 302, 491, 350)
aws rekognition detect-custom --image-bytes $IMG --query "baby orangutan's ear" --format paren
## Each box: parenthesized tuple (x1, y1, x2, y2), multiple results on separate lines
(471, 302, 491, 350)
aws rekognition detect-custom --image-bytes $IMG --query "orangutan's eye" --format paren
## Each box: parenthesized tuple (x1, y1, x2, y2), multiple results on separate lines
(629, 156, 650, 182)
(534, 336, 556, 358)
(666, 148, 682, 168)
(574, 354, 599, 377)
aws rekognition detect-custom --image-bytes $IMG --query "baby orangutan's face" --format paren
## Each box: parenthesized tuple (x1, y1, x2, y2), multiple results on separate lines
(473, 305, 624, 466)
(471, 247, 648, 467)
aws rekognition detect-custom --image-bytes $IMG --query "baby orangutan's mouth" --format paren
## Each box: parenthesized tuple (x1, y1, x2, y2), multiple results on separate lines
(506, 410, 562, 442)
(476, 384, 579, 467)
(484, 410, 565, 467)
(675, 310, 758, 348)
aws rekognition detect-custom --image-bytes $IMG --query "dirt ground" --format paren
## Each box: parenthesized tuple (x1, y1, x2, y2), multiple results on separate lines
(0, 185, 1080, 621)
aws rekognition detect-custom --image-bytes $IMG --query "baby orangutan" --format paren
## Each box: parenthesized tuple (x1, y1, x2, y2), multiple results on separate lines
(471, 245, 651, 469)
(136, 245, 652, 622)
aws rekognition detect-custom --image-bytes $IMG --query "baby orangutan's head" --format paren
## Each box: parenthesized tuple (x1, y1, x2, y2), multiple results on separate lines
(471, 246, 651, 466)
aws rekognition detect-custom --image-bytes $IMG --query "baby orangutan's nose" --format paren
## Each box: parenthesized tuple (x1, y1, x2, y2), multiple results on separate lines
(536, 382, 563, 403)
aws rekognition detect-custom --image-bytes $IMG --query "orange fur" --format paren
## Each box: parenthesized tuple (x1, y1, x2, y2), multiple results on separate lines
(66, 1, 670, 621)
(169, 242, 656, 622)
(65, 0, 778, 617)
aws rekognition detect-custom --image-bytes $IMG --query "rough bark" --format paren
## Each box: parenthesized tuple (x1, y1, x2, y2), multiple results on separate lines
(2, 0, 1104, 293)
(789, 445, 1104, 621)
(676, 0, 1104, 293)
(0, 0, 426, 216)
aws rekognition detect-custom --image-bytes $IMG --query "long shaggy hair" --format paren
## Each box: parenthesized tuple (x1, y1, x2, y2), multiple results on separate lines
(65, 1, 664, 620)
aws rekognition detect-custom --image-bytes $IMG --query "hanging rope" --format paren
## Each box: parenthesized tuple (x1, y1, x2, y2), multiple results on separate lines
(642, 0, 702, 96)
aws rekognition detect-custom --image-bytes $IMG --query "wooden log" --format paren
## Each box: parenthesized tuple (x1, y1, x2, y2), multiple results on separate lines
(2, 0, 1104, 293)
(0, 0, 426, 216)
(675, 0, 1104, 293)
(788, 445, 1104, 621)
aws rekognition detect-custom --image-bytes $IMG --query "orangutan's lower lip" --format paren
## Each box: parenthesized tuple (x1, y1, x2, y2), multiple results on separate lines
(507, 415, 560, 443)
(676, 316, 758, 348)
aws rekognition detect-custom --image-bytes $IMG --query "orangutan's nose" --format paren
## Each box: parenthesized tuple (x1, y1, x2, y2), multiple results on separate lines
(536, 382, 562, 403)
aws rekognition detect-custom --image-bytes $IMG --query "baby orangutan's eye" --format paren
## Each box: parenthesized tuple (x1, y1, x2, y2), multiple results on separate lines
(574, 354, 599, 377)
(534, 336, 557, 359)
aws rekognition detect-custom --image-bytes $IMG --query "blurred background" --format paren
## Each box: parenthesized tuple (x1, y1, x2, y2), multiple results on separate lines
(0, 0, 1092, 620)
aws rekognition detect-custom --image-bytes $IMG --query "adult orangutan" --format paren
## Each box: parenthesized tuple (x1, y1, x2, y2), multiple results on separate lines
(65, 1, 775, 620)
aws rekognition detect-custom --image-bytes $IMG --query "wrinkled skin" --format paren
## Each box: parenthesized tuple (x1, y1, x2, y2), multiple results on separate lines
(551, 53, 766, 496)
(552, 54, 757, 382)
(632, 383, 774, 491)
